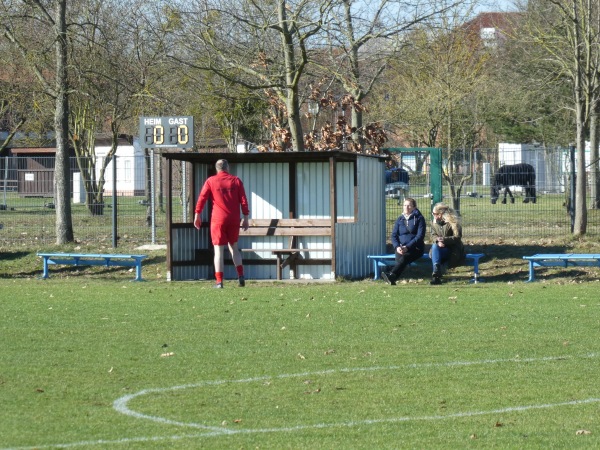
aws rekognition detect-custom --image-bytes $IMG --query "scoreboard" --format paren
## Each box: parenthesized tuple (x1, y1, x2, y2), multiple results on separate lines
(139, 116, 194, 148)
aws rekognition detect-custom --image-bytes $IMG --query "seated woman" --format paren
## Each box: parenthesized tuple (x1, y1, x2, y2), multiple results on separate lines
(429, 202, 465, 285)
(381, 197, 426, 285)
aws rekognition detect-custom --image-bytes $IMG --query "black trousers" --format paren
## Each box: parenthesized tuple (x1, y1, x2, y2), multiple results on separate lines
(389, 250, 423, 277)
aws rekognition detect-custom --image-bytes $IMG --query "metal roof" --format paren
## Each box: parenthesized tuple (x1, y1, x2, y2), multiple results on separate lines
(162, 150, 386, 164)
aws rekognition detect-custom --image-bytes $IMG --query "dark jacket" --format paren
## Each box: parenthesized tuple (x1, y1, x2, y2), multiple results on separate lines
(429, 220, 465, 268)
(391, 209, 426, 254)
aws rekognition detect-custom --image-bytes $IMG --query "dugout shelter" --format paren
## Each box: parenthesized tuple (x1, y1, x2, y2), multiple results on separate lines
(162, 151, 388, 281)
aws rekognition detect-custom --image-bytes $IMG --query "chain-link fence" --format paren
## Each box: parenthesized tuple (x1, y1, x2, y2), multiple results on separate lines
(1, 146, 599, 249)
(385, 146, 600, 240)
(0, 153, 185, 248)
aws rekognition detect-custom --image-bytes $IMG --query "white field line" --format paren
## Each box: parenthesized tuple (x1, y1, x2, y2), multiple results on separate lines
(3, 353, 599, 450)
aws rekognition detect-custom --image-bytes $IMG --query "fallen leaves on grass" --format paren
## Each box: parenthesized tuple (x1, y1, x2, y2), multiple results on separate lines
(304, 388, 321, 394)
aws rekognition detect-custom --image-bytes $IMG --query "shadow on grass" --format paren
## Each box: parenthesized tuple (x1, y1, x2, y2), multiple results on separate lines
(0, 251, 40, 278)
(462, 243, 600, 283)
(465, 243, 569, 260)
(0, 251, 30, 261)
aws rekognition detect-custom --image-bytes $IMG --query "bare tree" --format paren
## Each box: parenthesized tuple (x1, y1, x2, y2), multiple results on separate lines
(169, 0, 333, 151)
(519, 0, 600, 235)
(67, 0, 169, 216)
(1, 0, 74, 243)
(372, 7, 493, 211)
(318, 0, 462, 151)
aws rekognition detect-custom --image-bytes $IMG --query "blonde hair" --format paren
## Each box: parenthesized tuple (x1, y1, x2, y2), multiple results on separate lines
(432, 202, 461, 234)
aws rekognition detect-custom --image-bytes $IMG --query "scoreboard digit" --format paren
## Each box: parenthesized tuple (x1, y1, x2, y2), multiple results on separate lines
(139, 116, 194, 148)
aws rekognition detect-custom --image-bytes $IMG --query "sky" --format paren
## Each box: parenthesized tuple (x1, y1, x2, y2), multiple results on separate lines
(474, 0, 519, 13)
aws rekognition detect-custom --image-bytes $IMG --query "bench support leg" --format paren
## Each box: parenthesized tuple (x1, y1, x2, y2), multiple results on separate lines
(134, 261, 144, 282)
(373, 259, 382, 280)
(41, 257, 50, 279)
(526, 261, 536, 282)
(275, 254, 283, 280)
(468, 254, 484, 284)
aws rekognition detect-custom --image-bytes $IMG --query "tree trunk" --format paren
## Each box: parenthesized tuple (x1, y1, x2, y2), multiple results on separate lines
(279, 0, 304, 152)
(54, 0, 74, 244)
(350, 105, 363, 151)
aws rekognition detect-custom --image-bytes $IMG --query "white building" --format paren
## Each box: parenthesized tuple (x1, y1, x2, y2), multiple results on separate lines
(95, 135, 146, 196)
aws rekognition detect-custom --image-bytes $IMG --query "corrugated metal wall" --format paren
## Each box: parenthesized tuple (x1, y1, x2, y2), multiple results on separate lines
(240, 161, 335, 280)
(335, 155, 387, 279)
(170, 163, 210, 280)
(237, 161, 291, 280)
(237, 162, 289, 219)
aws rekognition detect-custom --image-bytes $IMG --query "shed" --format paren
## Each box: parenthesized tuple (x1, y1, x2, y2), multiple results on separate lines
(162, 151, 388, 281)
(6, 147, 77, 198)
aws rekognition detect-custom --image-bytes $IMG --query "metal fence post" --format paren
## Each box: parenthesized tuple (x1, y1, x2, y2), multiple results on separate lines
(112, 154, 118, 248)
(182, 159, 187, 222)
(570, 144, 576, 233)
(150, 149, 156, 244)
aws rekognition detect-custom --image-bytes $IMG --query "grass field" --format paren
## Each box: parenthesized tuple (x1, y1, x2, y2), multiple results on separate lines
(2, 242, 600, 449)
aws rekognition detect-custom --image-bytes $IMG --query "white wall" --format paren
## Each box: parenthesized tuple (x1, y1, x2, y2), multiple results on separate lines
(96, 137, 146, 196)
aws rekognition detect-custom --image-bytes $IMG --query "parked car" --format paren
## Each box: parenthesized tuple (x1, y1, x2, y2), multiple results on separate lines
(385, 167, 409, 199)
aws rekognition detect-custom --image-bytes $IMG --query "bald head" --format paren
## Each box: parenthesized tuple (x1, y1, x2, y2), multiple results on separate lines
(216, 159, 229, 172)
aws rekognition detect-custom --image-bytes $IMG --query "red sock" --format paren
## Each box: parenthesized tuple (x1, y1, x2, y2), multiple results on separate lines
(236, 265, 244, 277)
(215, 272, 224, 283)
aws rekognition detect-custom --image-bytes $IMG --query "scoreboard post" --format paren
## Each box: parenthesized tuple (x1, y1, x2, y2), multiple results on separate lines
(139, 116, 194, 149)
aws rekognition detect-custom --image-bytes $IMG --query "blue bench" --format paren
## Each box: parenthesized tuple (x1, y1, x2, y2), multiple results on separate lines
(368, 252, 485, 283)
(37, 253, 148, 281)
(523, 254, 600, 282)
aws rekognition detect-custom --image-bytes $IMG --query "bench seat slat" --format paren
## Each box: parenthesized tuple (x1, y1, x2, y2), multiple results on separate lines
(240, 227, 331, 236)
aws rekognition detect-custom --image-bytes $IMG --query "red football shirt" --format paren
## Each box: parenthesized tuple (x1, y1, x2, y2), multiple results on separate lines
(195, 171, 249, 224)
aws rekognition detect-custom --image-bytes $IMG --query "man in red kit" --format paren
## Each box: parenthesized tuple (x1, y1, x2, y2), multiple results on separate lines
(194, 159, 249, 288)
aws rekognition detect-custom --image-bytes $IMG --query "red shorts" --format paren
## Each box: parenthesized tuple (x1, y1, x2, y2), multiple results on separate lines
(211, 221, 240, 246)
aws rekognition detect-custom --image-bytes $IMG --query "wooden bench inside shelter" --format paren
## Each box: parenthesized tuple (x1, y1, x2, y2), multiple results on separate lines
(239, 219, 334, 280)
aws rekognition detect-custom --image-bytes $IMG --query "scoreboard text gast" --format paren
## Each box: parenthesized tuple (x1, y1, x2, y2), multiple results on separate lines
(139, 116, 194, 148)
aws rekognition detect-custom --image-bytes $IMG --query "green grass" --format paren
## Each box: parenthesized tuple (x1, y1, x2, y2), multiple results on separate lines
(2, 270, 600, 448)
